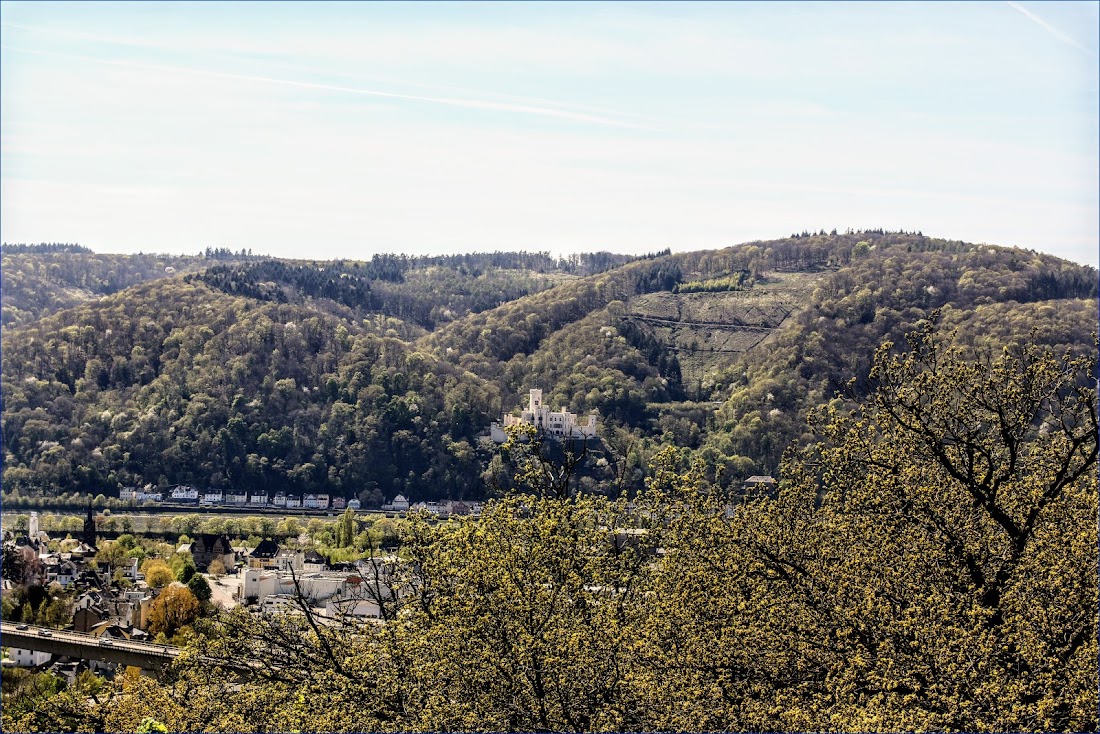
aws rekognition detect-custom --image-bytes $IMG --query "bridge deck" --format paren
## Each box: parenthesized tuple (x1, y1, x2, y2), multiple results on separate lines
(1, 622, 179, 670)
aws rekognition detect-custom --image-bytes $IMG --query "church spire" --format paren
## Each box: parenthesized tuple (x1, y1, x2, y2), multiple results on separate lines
(83, 501, 97, 549)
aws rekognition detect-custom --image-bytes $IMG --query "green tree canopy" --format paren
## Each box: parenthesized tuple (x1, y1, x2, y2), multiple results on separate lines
(7, 322, 1096, 733)
(186, 574, 212, 604)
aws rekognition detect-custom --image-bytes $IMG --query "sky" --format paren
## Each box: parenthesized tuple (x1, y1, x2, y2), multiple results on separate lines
(1, 1, 1097, 265)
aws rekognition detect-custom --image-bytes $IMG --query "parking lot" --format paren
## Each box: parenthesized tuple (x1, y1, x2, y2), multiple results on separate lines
(206, 573, 240, 610)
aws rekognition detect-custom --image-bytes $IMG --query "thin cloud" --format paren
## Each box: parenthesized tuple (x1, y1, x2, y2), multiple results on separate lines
(1, 20, 660, 127)
(0, 43, 656, 131)
(1006, 2, 1096, 57)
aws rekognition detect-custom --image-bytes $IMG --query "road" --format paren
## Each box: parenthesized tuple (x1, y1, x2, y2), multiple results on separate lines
(1, 622, 179, 670)
(1, 622, 265, 676)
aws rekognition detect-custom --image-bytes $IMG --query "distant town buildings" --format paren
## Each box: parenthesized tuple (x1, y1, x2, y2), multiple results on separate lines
(236, 554, 398, 620)
(741, 475, 778, 500)
(302, 550, 327, 573)
(171, 486, 199, 502)
(119, 487, 163, 502)
(490, 389, 598, 443)
(51, 482, 484, 518)
(1, 536, 167, 673)
(9, 646, 51, 667)
(248, 539, 281, 569)
(190, 534, 236, 573)
(726, 476, 779, 516)
(382, 494, 410, 512)
(408, 499, 481, 516)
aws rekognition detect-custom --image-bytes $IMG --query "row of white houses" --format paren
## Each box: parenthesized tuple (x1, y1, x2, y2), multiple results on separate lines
(117, 486, 481, 516)
(119, 486, 360, 511)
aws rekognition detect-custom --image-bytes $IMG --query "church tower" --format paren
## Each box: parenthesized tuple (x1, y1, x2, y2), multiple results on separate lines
(83, 502, 97, 549)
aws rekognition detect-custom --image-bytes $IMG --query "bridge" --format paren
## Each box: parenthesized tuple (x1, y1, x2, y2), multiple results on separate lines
(1, 622, 180, 671)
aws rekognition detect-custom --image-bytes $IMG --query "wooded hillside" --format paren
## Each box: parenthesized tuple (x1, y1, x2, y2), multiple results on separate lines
(12, 329, 1096, 732)
(1, 233, 1094, 502)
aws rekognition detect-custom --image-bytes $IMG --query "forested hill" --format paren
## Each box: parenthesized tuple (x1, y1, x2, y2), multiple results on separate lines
(0, 248, 207, 327)
(1, 233, 1095, 503)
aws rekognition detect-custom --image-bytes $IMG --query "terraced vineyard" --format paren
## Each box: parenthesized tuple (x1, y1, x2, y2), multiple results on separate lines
(622, 270, 828, 375)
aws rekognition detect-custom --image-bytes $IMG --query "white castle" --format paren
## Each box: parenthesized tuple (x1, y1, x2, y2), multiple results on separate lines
(490, 389, 598, 443)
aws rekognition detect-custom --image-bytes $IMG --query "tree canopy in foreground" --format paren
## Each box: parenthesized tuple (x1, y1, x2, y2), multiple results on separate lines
(8, 322, 1096, 733)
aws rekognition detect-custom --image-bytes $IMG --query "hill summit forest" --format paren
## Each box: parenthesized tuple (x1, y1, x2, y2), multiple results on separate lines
(1, 232, 1097, 731)
(2, 232, 1095, 504)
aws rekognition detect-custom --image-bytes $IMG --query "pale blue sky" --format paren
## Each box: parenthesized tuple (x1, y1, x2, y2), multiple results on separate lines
(2, 1, 1097, 264)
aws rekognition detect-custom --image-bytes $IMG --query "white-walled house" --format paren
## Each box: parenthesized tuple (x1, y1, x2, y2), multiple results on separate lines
(55, 560, 78, 587)
(285, 495, 302, 508)
(276, 549, 304, 573)
(9, 647, 51, 667)
(410, 501, 445, 516)
(249, 493, 269, 506)
(171, 486, 199, 502)
(303, 550, 327, 573)
(382, 494, 410, 512)
(238, 568, 278, 604)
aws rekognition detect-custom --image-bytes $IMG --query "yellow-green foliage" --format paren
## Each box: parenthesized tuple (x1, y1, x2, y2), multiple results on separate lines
(7, 325, 1096, 732)
(673, 272, 750, 293)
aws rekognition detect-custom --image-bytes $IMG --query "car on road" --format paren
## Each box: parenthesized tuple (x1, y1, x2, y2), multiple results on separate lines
(37, 629, 52, 636)
(15, 624, 28, 630)
(100, 639, 114, 646)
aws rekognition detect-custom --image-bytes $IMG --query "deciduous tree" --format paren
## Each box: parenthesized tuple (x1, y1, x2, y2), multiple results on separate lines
(139, 559, 174, 589)
(147, 583, 199, 638)
(643, 319, 1098, 731)
(187, 574, 212, 604)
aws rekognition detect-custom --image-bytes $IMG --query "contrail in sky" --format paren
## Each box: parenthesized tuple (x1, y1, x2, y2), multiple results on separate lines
(1005, 2, 1096, 57)
(0, 43, 657, 131)
(1, 20, 659, 127)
